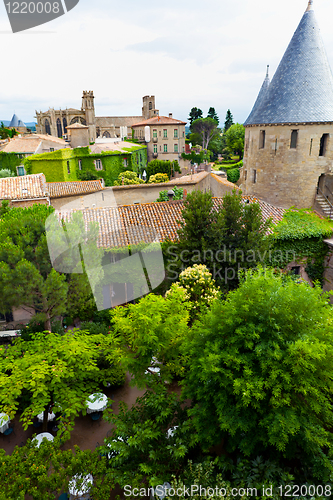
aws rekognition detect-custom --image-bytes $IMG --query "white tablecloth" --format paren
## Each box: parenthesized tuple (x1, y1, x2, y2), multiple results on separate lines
(0, 413, 10, 433)
(32, 432, 54, 448)
(86, 393, 108, 414)
(68, 473, 93, 496)
(37, 411, 56, 423)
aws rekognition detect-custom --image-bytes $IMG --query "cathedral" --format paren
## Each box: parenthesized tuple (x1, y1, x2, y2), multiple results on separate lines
(35, 93, 159, 143)
(241, 0, 333, 210)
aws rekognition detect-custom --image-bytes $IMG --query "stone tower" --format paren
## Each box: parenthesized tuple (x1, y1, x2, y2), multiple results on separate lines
(81, 91, 96, 143)
(241, 0, 333, 208)
(142, 96, 159, 120)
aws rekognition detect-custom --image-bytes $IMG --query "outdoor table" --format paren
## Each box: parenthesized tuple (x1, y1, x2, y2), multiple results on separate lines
(0, 413, 10, 433)
(32, 432, 54, 448)
(68, 473, 93, 498)
(37, 411, 56, 423)
(86, 393, 108, 414)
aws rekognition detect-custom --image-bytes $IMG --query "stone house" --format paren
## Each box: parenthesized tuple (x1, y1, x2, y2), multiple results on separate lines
(0, 173, 50, 208)
(240, 0, 333, 211)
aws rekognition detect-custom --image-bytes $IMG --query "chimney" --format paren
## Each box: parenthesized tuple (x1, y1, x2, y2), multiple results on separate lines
(169, 113, 173, 119)
(167, 189, 175, 201)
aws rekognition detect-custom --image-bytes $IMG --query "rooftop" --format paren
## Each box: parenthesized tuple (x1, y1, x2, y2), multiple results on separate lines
(89, 141, 144, 154)
(1, 134, 67, 153)
(131, 116, 186, 127)
(47, 180, 104, 199)
(0, 173, 48, 201)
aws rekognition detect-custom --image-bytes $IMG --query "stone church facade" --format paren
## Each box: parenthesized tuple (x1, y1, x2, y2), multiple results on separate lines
(240, 0, 333, 209)
(35, 93, 159, 144)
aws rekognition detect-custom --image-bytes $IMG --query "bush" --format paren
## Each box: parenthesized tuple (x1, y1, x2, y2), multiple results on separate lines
(156, 185, 184, 202)
(0, 168, 15, 178)
(148, 173, 169, 184)
(113, 170, 144, 185)
(80, 321, 110, 336)
(147, 159, 180, 180)
(227, 168, 240, 183)
(77, 170, 99, 181)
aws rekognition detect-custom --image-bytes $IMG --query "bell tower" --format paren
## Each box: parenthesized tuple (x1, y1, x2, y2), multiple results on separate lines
(82, 90, 96, 142)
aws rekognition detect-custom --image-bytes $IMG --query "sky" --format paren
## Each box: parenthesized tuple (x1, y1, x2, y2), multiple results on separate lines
(1, 0, 333, 126)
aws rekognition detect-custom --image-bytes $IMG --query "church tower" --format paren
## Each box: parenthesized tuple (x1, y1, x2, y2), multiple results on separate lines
(241, 0, 333, 208)
(82, 91, 96, 142)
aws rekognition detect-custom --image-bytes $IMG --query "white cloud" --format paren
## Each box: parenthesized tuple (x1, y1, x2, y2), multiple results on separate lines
(0, 0, 332, 125)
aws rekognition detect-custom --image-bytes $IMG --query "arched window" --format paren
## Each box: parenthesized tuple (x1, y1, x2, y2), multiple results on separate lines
(63, 117, 67, 134)
(149, 101, 152, 110)
(103, 131, 111, 138)
(56, 118, 62, 138)
(45, 119, 51, 135)
(96, 127, 100, 138)
(70, 116, 87, 126)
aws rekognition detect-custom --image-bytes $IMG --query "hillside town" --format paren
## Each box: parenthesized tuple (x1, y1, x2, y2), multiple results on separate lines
(1, 1, 333, 499)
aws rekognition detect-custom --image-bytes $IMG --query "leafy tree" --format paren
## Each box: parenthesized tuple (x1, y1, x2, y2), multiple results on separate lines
(0, 205, 101, 330)
(0, 329, 122, 432)
(224, 123, 245, 158)
(113, 170, 144, 185)
(207, 107, 219, 125)
(190, 117, 220, 150)
(188, 107, 203, 128)
(0, 122, 17, 139)
(0, 168, 15, 178)
(156, 186, 183, 202)
(181, 145, 211, 166)
(183, 270, 333, 482)
(148, 173, 169, 184)
(226, 167, 240, 184)
(223, 109, 234, 132)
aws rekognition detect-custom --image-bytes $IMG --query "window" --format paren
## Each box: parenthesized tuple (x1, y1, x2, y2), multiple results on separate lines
(183, 131, 185, 137)
(50, 148, 54, 152)
(164, 144, 167, 153)
(259, 130, 265, 149)
(245, 170, 247, 181)
(291, 266, 301, 275)
(153, 144, 157, 153)
(45, 119, 51, 135)
(78, 159, 82, 170)
(149, 101, 152, 110)
(153, 129, 157, 138)
(319, 133, 329, 157)
(290, 130, 298, 149)
(63, 117, 67, 134)
(174, 144, 178, 153)
(163, 129, 167, 138)
(17, 165, 25, 176)
(56, 118, 62, 138)
(309, 138, 313, 155)
(274, 139, 278, 155)
(95, 159, 102, 170)
(123, 158, 128, 167)
(174, 129, 178, 138)
(67, 161, 70, 174)
(159, 130, 161, 137)
(253, 169, 257, 184)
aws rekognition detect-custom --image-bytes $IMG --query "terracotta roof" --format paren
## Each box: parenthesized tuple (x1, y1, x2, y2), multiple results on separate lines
(1, 134, 67, 153)
(90, 141, 143, 154)
(131, 116, 186, 127)
(56, 197, 286, 249)
(47, 180, 104, 198)
(0, 173, 49, 201)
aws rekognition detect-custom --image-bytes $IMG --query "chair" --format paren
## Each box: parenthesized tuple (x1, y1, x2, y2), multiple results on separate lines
(91, 412, 101, 422)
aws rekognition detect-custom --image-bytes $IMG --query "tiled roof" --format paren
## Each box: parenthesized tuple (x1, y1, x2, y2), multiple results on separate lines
(47, 180, 104, 198)
(90, 141, 142, 154)
(1, 134, 67, 153)
(66, 123, 89, 129)
(0, 173, 48, 200)
(131, 116, 186, 127)
(56, 197, 286, 249)
(245, 5, 333, 125)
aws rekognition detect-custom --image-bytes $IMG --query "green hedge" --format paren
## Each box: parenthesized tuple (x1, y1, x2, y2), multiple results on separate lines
(0, 152, 22, 175)
(147, 160, 180, 180)
(227, 168, 240, 183)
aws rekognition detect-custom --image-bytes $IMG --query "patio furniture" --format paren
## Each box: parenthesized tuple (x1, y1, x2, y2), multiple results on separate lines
(37, 410, 56, 423)
(91, 412, 101, 422)
(3, 424, 14, 441)
(68, 473, 93, 498)
(0, 413, 10, 433)
(32, 432, 54, 448)
(86, 393, 108, 414)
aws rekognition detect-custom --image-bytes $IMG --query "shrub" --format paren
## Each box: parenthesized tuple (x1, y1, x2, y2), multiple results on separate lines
(113, 170, 144, 185)
(148, 173, 169, 183)
(77, 170, 99, 181)
(227, 168, 240, 183)
(156, 185, 184, 202)
(0, 168, 15, 178)
(147, 159, 180, 180)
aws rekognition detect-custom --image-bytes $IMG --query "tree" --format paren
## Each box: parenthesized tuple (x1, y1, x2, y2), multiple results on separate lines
(223, 109, 234, 132)
(183, 270, 333, 482)
(191, 117, 220, 150)
(0, 122, 17, 140)
(113, 170, 144, 185)
(181, 145, 211, 166)
(207, 107, 219, 125)
(0, 205, 102, 330)
(0, 168, 15, 178)
(224, 123, 245, 158)
(188, 107, 203, 128)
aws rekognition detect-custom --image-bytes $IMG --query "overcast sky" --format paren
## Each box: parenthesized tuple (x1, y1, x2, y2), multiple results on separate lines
(1, 0, 333, 125)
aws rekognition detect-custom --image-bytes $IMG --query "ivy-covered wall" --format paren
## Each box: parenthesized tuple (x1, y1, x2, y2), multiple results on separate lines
(0, 152, 22, 175)
(269, 209, 333, 283)
(24, 144, 147, 186)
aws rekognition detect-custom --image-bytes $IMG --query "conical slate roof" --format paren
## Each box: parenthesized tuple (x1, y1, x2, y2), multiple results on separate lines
(245, 1, 333, 125)
(9, 114, 19, 128)
(244, 66, 270, 126)
(17, 120, 26, 127)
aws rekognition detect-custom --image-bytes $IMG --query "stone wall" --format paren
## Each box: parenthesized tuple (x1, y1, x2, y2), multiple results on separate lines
(241, 123, 333, 208)
(210, 173, 240, 198)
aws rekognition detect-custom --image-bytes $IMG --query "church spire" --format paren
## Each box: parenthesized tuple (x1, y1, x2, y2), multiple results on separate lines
(305, 0, 313, 12)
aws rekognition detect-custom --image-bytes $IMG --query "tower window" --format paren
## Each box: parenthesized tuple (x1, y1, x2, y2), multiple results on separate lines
(309, 138, 313, 155)
(290, 130, 298, 149)
(245, 170, 247, 181)
(259, 130, 265, 149)
(319, 134, 329, 157)
(253, 169, 257, 184)
(275, 138, 278, 155)
(149, 101, 152, 110)
(57, 118, 62, 138)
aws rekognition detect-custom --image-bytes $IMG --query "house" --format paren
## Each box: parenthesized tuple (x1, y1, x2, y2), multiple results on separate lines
(0, 173, 50, 208)
(131, 114, 188, 168)
(241, 0, 333, 210)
